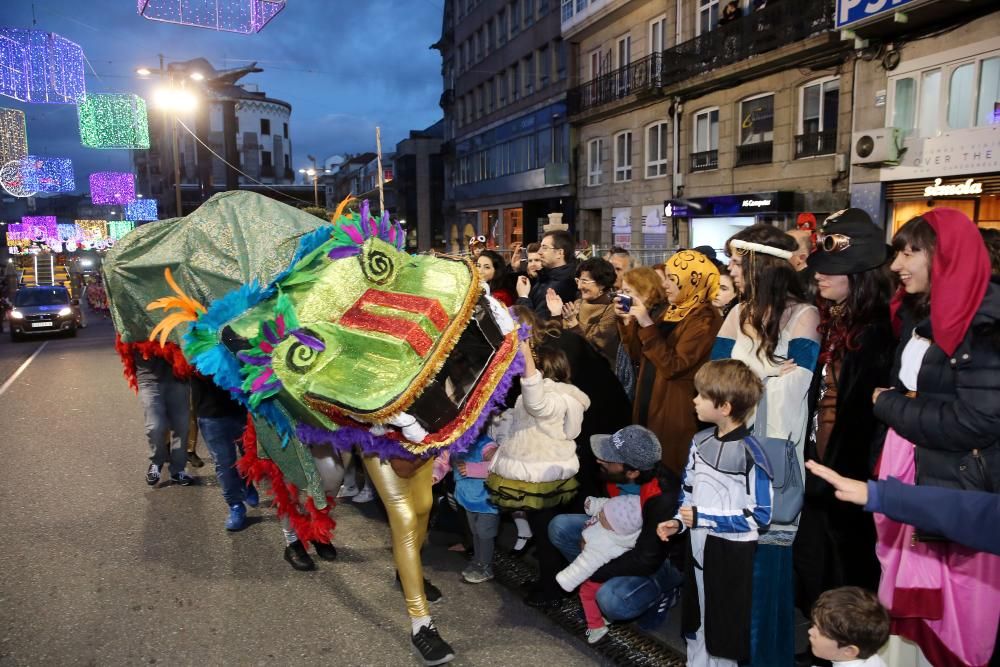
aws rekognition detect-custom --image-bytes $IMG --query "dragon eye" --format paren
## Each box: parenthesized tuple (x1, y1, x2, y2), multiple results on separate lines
(285, 329, 324, 374)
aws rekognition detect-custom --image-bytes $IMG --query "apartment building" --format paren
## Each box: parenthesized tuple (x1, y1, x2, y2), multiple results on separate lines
(843, 0, 999, 235)
(565, 0, 851, 252)
(435, 0, 573, 252)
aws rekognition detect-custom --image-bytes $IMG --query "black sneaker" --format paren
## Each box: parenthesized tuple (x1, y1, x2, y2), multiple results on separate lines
(284, 540, 316, 571)
(187, 451, 205, 468)
(145, 463, 161, 486)
(171, 472, 197, 486)
(312, 541, 337, 561)
(396, 571, 443, 603)
(411, 624, 454, 665)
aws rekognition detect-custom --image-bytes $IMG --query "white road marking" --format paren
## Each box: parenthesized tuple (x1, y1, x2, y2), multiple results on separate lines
(0, 342, 48, 397)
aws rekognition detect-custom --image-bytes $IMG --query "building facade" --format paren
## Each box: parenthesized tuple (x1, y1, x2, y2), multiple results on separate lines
(566, 0, 851, 254)
(844, 1, 999, 235)
(436, 0, 573, 252)
(394, 121, 446, 251)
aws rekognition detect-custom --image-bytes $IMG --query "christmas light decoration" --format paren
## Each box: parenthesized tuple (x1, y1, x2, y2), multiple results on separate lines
(0, 158, 34, 196)
(108, 220, 135, 240)
(0, 108, 28, 164)
(77, 94, 150, 149)
(58, 222, 81, 242)
(75, 219, 108, 242)
(124, 198, 157, 220)
(0, 27, 86, 104)
(6, 222, 31, 241)
(21, 215, 57, 240)
(137, 0, 286, 34)
(90, 171, 135, 205)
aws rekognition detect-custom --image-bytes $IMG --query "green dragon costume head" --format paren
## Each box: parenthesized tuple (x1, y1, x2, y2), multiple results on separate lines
(105, 192, 523, 536)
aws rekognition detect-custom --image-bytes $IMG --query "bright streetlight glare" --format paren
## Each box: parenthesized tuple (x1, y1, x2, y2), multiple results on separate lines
(189, 71, 205, 81)
(136, 67, 152, 76)
(153, 86, 198, 112)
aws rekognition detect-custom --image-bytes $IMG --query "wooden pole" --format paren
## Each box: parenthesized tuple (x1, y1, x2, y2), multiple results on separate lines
(375, 126, 385, 215)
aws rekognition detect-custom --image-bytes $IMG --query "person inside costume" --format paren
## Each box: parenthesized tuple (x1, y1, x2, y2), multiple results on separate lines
(871, 209, 1000, 667)
(712, 223, 820, 667)
(659, 359, 771, 667)
(793, 209, 894, 621)
(104, 193, 523, 666)
(616, 251, 722, 476)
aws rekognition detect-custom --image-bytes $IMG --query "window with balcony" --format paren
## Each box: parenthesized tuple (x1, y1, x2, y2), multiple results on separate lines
(649, 15, 667, 54)
(737, 94, 773, 165)
(697, 0, 719, 36)
(587, 138, 603, 186)
(561, 0, 572, 22)
(797, 77, 839, 158)
(646, 122, 669, 178)
(614, 131, 633, 182)
(589, 49, 602, 82)
(691, 108, 719, 171)
(576, 0, 587, 13)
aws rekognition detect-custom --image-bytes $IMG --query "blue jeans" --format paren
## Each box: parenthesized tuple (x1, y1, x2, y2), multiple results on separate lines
(198, 415, 247, 506)
(549, 513, 683, 621)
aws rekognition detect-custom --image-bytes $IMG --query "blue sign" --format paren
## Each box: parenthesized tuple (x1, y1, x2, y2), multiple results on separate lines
(836, 0, 918, 29)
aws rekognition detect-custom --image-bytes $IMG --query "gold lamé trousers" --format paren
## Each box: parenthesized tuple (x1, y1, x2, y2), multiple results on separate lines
(361, 456, 434, 619)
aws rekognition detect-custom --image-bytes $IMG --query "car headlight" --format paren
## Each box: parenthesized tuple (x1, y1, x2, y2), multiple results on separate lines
(58, 306, 73, 317)
(9, 310, 24, 319)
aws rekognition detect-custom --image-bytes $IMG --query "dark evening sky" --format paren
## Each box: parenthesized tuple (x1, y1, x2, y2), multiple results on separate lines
(1, 0, 445, 194)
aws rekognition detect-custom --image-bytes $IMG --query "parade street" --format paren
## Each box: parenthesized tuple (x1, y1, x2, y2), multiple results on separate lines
(0, 319, 600, 666)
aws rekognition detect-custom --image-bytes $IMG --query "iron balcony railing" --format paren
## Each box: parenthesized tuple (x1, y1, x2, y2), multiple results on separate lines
(735, 141, 773, 166)
(794, 130, 837, 158)
(567, 53, 663, 114)
(690, 149, 718, 172)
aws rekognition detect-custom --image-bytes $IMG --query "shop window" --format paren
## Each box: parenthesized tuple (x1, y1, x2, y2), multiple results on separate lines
(978, 57, 1000, 126)
(797, 77, 839, 158)
(645, 122, 669, 178)
(587, 138, 603, 186)
(692, 108, 719, 171)
(948, 63, 975, 129)
(892, 77, 916, 135)
(697, 0, 719, 36)
(918, 69, 941, 138)
(614, 131, 632, 182)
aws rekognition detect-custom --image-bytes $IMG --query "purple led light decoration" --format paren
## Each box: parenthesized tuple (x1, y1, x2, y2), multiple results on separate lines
(137, 0, 286, 34)
(21, 215, 57, 240)
(0, 108, 28, 164)
(90, 171, 136, 205)
(124, 198, 158, 221)
(0, 28, 86, 104)
(1, 155, 75, 196)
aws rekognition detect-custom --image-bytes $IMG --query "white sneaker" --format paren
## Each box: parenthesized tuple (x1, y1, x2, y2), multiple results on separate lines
(337, 484, 360, 498)
(586, 625, 609, 644)
(353, 485, 376, 503)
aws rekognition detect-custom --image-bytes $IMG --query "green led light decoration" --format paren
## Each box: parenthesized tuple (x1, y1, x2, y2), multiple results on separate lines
(77, 94, 150, 149)
(0, 108, 28, 164)
(108, 220, 135, 240)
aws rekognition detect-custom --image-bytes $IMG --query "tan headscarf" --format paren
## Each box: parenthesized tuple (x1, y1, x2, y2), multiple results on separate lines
(662, 250, 720, 323)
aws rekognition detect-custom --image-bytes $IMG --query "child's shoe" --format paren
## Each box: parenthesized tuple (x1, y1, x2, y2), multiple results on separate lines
(461, 564, 494, 584)
(585, 625, 609, 644)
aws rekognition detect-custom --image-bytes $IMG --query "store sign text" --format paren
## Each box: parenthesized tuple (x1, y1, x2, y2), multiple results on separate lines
(923, 178, 983, 198)
(742, 199, 772, 208)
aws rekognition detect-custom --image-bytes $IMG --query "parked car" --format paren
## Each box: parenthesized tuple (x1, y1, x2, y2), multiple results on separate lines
(8, 286, 79, 341)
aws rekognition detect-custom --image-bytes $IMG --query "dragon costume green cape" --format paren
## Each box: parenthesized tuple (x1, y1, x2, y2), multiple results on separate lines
(106, 191, 523, 543)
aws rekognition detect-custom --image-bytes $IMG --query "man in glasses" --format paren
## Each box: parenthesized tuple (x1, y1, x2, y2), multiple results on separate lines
(516, 230, 578, 317)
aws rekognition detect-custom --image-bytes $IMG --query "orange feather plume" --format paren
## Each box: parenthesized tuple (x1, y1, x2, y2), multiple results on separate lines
(146, 268, 206, 346)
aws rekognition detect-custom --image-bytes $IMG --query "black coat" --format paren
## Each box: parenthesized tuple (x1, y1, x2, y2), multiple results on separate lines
(517, 262, 578, 318)
(794, 316, 895, 611)
(873, 280, 1000, 492)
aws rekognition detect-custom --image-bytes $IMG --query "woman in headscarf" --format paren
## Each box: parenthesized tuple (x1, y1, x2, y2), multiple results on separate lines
(792, 209, 895, 629)
(615, 252, 723, 475)
(711, 224, 820, 667)
(872, 208, 1000, 667)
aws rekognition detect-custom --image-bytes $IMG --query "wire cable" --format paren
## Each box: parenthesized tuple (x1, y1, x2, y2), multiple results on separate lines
(173, 117, 317, 206)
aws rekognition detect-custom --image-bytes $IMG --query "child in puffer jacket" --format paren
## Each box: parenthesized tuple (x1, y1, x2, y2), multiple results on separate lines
(487, 339, 591, 509)
(556, 493, 644, 644)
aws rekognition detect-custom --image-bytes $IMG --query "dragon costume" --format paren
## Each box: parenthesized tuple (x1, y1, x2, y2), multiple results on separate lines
(105, 191, 523, 626)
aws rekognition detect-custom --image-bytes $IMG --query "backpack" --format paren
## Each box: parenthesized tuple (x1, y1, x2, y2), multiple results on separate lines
(752, 380, 804, 526)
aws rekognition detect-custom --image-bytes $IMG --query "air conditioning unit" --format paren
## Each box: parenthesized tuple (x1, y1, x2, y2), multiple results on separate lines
(852, 128, 902, 166)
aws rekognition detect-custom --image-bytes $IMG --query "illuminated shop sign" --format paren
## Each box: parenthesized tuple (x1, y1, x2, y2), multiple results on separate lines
(923, 178, 984, 197)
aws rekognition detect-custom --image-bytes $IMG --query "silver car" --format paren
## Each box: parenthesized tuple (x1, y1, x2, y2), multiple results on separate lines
(8, 286, 79, 341)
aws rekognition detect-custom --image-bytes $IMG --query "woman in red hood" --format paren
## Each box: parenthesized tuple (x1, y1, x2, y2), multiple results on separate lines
(872, 208, 1000, 667)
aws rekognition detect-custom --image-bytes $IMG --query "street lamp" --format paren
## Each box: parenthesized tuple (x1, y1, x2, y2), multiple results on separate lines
(298, 155, 327, 208)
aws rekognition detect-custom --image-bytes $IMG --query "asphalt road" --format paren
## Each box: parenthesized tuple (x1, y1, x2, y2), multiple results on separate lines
(0, 316, 602, 666)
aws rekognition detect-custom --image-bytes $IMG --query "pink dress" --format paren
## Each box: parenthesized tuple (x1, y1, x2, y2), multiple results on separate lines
(876, 428, 1000, 667)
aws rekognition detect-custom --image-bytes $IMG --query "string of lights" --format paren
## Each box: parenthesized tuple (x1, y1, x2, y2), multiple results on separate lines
(78, 93, 150, 149)
(0, 27, 86, 104)
(108, 220, 135, 240)
(124, 198, 158, 221)
(75, 219, 108, 242)
(0, 108, 29, 164)
(1, 155, 75, 197)
(90, 171, 136, 205)
(137, 0, 286, 34)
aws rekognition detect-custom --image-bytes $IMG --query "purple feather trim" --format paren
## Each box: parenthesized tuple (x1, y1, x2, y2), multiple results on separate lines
(327, 246, 359, 260)
(291, 330, 325, 351)
(237, 352, 271, 366)
(255, 380, 282, 395)
(251, 368, 275, 392)
(262, 322, 279, 345)
(294, 342, 525, 461)
(360, 200, 370, 225)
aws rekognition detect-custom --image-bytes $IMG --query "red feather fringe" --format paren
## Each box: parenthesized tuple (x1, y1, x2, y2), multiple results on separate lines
(236, 414, 336, 545)
(115, 334, 195, 393)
